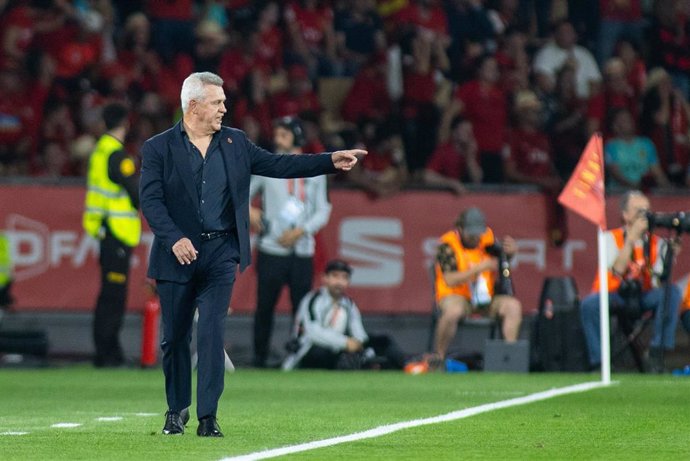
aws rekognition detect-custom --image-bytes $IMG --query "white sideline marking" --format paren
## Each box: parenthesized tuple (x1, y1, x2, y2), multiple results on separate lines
(96, 417, 123, 422)
(51, 423, 81, 428)
(135, 413, 158, 417)
(0, 431, 29, 436)
(220, 381, 612, 461)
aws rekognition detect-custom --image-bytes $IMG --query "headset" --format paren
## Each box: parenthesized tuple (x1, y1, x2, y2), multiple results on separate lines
(275, 116, 305, 148)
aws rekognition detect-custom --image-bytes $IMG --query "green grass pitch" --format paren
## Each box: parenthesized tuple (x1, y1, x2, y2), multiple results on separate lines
(0, 367, 689, 460)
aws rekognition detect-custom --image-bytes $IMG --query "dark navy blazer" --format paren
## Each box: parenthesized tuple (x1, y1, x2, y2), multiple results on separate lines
(140, 122, 337, 282)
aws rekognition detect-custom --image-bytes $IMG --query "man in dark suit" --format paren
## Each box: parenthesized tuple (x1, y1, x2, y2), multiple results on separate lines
(140, 72, 364, 437)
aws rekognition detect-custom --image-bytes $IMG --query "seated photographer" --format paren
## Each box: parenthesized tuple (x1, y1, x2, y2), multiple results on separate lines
(580, 190, 681, 372)
(433, 207, 522, 359)
(282, 259, 406, 371)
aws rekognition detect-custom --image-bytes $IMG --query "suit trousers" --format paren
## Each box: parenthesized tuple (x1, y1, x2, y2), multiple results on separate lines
(157, 232, 239, 419)
(93, 227, 132, 367)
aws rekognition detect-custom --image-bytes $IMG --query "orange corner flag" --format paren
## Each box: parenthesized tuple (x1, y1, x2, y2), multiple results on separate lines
(558, 133, 606, 229)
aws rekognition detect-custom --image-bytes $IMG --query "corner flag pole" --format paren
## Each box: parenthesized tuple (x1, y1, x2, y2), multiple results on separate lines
(557, 133, 609, 384)
(597, 228, 611, 384)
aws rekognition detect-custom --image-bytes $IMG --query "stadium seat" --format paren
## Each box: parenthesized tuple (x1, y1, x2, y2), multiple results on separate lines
(317, 77, 354, 134)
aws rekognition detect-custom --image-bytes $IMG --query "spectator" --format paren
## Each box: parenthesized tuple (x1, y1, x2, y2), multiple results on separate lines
(146, 0, 195, 63)
(586, 57, 638, 137)
(605, 108, 671, 190)
(233, 70, 273, 147)
(504, 90, 566, 245)
(596, 0, 645, 65)
(253, 2, 284, 73)
(334, 0, 386, 75)
(445, 0, 495, 81)
(423, 114, 482, 194)
(639, 67, 690, 186)
(394, 0, 449, 41)
(533, 20, 602, 99)
(494, 26, 530, 94)
(681, 279, 690, 335)
(450, 54, 507, 183)
(611, 36, 646, 100)
(400, 28, 449, 178)
(249, 116, 332, 368)
(648, 0, 690, 99)
(284, 0, 338, 77)
(270, 64, 321, 119)
(546, 62, 588, 180)
(341, 53, 392, 125)
(433, 207, 522, 359)
(580, 190, 681, 372)
(348, 118, 407, 198)
(282, 259, 407, 370)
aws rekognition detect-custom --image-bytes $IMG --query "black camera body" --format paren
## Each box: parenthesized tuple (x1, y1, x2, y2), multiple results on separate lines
(484, 243, 514, 296)
(617, 278, 642, 317)
(646, 211, 690, 233)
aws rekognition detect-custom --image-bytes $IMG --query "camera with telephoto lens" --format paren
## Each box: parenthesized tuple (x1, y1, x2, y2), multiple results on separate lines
(645, 211, 690, 233)
(484, 243, 514, 296)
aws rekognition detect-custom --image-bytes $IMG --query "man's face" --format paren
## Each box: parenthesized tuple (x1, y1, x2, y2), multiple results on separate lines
(192, 84, 226, 133)
(459, 229, 482, 249)
(323, 270, 351, 298)
(623, 195, 650, 227)
(273, 126, 296, 152)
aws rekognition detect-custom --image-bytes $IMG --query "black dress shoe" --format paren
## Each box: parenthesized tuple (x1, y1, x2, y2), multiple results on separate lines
(197, 416, 223, 437)
(162, 410, 186, 435)
(180, 407, 190, 426)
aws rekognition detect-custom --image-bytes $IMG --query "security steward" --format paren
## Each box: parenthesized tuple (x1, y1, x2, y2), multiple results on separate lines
(83, 102, 141, 367)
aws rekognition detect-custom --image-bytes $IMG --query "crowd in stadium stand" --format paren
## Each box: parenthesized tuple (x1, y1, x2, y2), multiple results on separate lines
(1, 0, 690, 193)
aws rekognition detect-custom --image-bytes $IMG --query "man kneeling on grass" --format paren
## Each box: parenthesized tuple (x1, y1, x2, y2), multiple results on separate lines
(282, 259, 406, 370)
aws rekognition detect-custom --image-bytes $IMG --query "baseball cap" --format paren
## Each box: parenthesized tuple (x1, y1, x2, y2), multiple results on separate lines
(324, 259, 353, 275)
(456, 207, 487, 236)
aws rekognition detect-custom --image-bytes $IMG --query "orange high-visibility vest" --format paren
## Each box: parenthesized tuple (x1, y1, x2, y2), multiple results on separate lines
(591, 227, 658, 294)
(435, 228, 495, 302)
(681, 280, 690, 314)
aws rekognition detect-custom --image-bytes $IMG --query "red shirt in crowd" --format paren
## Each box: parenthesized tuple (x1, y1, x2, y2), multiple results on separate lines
(587, 89, 638, 133)
(342, 65, 391, 122)
(270, 89, 321, 119)
(425, 142, 468, 179)
(599, 0, 642, 22)
(284, 2, 334, 51)
(0, 6, 35, 69)
(455, 81, 507, 153)
(233, 97, 273, 143)
(256, 26, 284, 72)
(218, 48, 259, 94)
(394, 3, 448, 37)
(504, 128, 553, 178)
(146, 0, 194, 21)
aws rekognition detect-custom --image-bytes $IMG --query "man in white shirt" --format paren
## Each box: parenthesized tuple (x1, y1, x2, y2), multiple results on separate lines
(249, 117, 332, 367)
(282, 259, 406, 370)
(533, 20, 602, 99)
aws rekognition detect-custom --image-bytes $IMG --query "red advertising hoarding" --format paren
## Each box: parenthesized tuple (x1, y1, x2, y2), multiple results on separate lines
(1, 185, 688, 314)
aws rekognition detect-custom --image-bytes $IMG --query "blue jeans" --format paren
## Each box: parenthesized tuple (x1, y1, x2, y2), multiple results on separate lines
(580, 286, 681, 366)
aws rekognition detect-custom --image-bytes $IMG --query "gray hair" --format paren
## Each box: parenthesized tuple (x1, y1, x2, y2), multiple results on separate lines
(620, 190, 646, 212)
(180, 72, 224, 112)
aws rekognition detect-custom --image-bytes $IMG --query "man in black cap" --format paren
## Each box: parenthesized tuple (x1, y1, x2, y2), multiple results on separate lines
(282, 259, 406, 370)
(433, 207, 522, 358)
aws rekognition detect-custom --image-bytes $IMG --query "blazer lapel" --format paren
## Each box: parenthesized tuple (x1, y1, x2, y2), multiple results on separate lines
(220, 130, 239, 208)
(169, 122, 198, 209)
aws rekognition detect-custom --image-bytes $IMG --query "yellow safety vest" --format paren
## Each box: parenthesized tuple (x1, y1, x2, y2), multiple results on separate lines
(83, 134, 141, 247)
(0, 233, 11, 288)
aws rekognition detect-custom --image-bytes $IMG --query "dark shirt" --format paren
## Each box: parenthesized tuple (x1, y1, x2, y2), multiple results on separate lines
(107, 149, 140, 210)
(180, 124, 233, 232)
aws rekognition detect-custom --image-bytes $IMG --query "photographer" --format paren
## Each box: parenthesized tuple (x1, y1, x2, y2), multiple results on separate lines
(580, 190, 682, 372)
(433, 208, 522, 359)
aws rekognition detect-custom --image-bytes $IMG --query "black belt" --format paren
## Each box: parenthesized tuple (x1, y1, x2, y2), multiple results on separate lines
(200, 230, 231, 241)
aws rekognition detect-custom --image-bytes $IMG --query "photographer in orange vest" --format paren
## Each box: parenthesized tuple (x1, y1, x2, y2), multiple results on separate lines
(580, 190, 682, 372)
